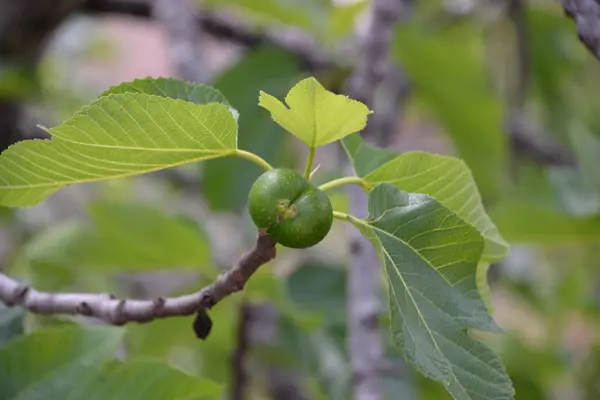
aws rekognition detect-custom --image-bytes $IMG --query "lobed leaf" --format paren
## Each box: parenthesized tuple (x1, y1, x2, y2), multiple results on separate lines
(351, 183, 514, 400)
(0, 93, 238, 207)
(342, 134, 509, 262)
(259, 77, 371, 148)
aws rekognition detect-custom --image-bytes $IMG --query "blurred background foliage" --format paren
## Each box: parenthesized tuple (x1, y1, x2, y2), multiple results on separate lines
(2, 0, 600, 399)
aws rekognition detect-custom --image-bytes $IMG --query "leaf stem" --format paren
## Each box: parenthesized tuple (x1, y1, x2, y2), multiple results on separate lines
(304, 146, 316, 180)
(234, 150, 273, 171)
(319, 176, 366, 192)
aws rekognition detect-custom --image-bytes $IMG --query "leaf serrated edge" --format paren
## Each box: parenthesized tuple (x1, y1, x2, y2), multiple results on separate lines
(362, 152, 510, 261)
(343, 194, 514, 399)
(98, 76, 230, 105)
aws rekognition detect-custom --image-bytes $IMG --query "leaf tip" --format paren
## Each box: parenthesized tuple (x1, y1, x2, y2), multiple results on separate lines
(36, 124, 50, 134)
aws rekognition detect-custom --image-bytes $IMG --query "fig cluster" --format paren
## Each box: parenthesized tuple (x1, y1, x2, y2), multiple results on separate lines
(247, 168, 333, 248)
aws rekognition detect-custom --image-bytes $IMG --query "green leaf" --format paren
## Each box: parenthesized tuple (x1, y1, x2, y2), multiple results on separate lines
(79, 201, 213, 271)
(528, 7, 584, 133)
(490, 200, 600, 243)
(22, 202, 213, 273)
(204, 0, 327, 31)
(203, 48, 300, 211)
(341, 134, 398, 177)
(286, 262, 347, 327)
(569, 123, 600, 200)
(350, 183, 514, 400)
(193, 299, 238, 384)
(328, 1, 367, 40)
(343, 134, 509, 261)
(0, 93, 238, 207)
(476, 262, 493, 312)
(393, 24, 508, 198)
(547, 166, 599, 216)
(83, 359, 223, 400)
(21, 221, 88, 292)
(0, 325, 124, 399)
(0, 303, 24, 346)
(259, 76, 371, 147)
(99, 77, 230, 105)
(382, 354, 417, 400)
(276, 314, 349, 400)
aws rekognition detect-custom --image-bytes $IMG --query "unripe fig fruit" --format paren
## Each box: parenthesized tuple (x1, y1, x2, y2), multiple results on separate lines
(248, 168, 333, 249)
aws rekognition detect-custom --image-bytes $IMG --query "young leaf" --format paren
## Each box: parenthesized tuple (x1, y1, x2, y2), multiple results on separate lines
(99, 76, 230, 105)
(81, 359, 223, 400)
(342, 134, 509, 262)
(0, 325, 124, 399)
(258, 77, 371, 147)
(349, 184, 514, 400)
(0, 93, 238, 207)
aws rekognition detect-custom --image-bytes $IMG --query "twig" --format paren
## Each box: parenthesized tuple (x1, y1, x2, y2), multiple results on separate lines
(343, 1, 407, 399)
(562, 0, 600, 60)
(0, 233, 276, 337)
(81, 0, 331, 71)
(151, 0, 209, 83)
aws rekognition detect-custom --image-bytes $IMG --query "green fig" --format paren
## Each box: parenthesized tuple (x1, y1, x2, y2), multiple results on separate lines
(248, 168, 333, 248)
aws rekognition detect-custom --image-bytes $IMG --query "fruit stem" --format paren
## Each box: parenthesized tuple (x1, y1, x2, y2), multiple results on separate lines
(303, 146, 316, 180)
(333, 211, 351, 221)
(319, 176, 367, 192)
(234, 150, 273, 171)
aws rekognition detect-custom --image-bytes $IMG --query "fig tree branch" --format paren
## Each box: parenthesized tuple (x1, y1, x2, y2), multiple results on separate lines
(562, 0, 600, 60)
(0, 233, 276, 333)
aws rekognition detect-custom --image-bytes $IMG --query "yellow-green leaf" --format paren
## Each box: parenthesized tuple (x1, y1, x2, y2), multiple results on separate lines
(258, 77, 371, 147)
(0, 93, 238, 207)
